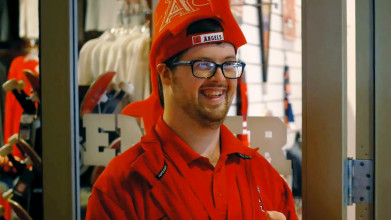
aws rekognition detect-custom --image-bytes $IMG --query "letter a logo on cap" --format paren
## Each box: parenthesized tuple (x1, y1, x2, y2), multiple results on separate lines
(159, 0, 210, 31)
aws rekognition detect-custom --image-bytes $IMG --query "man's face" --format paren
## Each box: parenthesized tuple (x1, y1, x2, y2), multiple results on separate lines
(168, 43, 238, 128)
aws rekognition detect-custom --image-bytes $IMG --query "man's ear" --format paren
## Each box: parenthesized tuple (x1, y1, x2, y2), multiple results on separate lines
(156, 63, 173, 86)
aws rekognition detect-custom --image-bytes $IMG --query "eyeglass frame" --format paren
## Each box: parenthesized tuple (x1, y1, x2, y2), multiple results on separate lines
(170, 60, 246, 79)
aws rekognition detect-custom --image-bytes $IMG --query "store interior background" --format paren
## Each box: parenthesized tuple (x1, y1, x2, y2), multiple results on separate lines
(0, 0, 363, 219)
(79, 0, 307, 218)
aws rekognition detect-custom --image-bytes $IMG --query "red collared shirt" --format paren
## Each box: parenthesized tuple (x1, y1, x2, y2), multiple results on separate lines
(155, 119, 242, 219)
(86, 118, 298, 219)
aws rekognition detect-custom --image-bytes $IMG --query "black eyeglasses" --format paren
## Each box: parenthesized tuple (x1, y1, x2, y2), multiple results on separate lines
(171, 60, 246, 79)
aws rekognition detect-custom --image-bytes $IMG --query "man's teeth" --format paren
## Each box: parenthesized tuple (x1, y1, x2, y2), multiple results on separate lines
(203, 91, 223, 96)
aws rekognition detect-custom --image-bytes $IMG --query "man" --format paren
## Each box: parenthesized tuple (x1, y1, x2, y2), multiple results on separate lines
(86, 0, 298, 219)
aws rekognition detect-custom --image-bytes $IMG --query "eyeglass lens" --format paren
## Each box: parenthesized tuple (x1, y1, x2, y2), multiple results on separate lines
(193, 61, 243, 78)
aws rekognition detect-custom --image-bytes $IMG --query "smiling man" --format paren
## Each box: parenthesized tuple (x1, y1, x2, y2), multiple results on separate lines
(86, 0, 298, 219)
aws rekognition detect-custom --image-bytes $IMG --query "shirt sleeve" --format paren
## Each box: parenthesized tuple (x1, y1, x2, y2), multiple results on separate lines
(85, 187, 136, 220)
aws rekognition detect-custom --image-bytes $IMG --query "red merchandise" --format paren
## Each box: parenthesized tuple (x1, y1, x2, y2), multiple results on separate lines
(1, 56, 38, 220)
(4, 56, 39, 158)
(86, 118, 298, 220)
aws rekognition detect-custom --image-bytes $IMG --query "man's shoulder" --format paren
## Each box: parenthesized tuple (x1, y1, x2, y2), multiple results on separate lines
(95, 143, 145, 184)
(94, 133, 164, 189)
(106, 142, 145, 173)
(104, 129, 163, 172)
(89, 138, 164, 213)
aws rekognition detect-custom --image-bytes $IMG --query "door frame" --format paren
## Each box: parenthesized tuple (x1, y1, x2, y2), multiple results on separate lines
(302, 0, 348, 219)
(41, 0, 80, 219)
(374, 0, 391, 219)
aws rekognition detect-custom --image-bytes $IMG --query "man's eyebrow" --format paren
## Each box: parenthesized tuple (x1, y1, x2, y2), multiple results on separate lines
(225, 56, 237, 60)
(196, 56, 237, 61)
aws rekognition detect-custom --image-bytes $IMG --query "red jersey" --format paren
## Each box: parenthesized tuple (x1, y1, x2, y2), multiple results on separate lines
(4, 56, 39, 158)
(86, 118, 298, 219)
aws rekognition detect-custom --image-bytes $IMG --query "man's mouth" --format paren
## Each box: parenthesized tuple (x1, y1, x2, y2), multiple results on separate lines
(201, 89, 224, 97)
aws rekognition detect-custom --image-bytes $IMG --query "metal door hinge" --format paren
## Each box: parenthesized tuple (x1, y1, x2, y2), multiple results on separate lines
(344, 158, 373, 206)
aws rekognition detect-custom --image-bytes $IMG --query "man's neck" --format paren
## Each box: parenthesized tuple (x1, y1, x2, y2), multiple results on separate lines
(163, 113, 221, 167)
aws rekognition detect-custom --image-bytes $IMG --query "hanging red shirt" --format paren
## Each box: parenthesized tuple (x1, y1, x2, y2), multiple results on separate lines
(86, 118, 298, 219)
(4, 56, 39, 158)
(1, 56, 38, 220)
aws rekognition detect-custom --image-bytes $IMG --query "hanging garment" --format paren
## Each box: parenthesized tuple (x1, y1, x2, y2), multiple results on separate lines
(106, 28, 141, 83)
(123, 31, 150, 101)
(0, 56, 38, 220)
(89, 32, 117, 81)
(85, 0, 123, 32)
(19, 0, 39, 39)
(78, 26, 151, 102)
(4, 56, 39, 158)
(78, 32, 111, 85)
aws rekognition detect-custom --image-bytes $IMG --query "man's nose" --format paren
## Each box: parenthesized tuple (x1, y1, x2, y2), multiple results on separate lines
(211, 67, 226, 81)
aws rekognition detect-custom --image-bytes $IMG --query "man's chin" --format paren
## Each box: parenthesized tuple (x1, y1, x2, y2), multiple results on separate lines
(196, 109, 228, 127)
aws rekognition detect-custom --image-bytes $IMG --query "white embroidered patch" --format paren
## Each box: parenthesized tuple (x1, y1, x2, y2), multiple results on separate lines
(159, 0, 210, 32)
(192, 32, 224, 45)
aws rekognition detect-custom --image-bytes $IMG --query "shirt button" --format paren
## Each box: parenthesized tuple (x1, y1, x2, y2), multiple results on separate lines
(218, 192, 223, 197)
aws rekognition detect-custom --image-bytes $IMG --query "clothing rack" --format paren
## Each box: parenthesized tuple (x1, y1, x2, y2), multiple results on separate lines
(114, 0, 151, 29)
(116, 0, 152, 14)
(231, 2, 279, 9)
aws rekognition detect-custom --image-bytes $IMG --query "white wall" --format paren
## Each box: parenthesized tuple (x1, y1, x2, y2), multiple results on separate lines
(229, 0, 303, 150)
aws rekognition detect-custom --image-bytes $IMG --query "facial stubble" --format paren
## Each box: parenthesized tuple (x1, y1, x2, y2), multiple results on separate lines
(172, 75, 233, 129)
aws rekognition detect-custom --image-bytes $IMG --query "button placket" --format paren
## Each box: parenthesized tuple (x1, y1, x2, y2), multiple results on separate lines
(212, 158, 228, 216)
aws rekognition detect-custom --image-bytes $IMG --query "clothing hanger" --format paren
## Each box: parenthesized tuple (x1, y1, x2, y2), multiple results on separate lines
(118, 0, 151, 32)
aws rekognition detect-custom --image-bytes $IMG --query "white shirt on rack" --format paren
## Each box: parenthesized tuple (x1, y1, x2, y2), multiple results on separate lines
(78, 26, 151, 103)
(85, 0, 123, 32)
(78, 31, 111, 85)
(125, 31, 151, 101)
(19, 0, 39, 39)
(108, 28, 141, 84)
(90, 32, 116, 81)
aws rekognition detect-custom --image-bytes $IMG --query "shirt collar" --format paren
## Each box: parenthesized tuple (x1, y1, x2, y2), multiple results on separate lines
(219, 124, 256, 158)
(154, 117, 256, 164)
(155, 117, 202, 164)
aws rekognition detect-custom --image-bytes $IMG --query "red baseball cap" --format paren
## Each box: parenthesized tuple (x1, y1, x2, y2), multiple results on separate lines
(122, 0, 247, 133)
